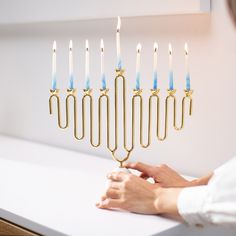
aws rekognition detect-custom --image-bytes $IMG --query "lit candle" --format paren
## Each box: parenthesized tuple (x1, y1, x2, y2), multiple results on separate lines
(52, 40, 57, 90)
(168, 43, 174, 90)
(116, 16, 122, 70)
(135, 43, 142, 90)
(85, 39, 90, 90)
(185, 43, 191, 91)
(68, 40, 74, 90)
(100, 39, 106, 90)
(153, 42, 158, 90)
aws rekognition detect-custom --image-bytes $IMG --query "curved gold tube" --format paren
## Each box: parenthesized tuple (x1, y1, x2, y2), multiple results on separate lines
(156, 95, 169, 141)
(108, 69, 134, 166)
(81, 92, 100, 148)
(49, 90, 68, 129)
(132, 92, 151, 149)
(114, 70, 133, 153)
(65, 93, 84, 141)
(111, 149, 132, 168)
(98, 92, 116, 152)
(173, 90, 193, 130)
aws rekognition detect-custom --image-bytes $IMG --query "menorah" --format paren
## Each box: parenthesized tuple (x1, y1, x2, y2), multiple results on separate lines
(49, 68, 193, 168)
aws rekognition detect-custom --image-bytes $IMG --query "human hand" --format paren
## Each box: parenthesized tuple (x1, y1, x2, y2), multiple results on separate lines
(124, 162, 191, 188)
(96, 171, 182, 216)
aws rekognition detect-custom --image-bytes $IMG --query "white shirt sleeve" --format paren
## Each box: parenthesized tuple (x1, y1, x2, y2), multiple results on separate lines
(177, 157, 236, 227)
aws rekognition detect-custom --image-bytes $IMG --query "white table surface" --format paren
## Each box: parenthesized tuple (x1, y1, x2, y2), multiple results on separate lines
(0, 135, 235, 236)
(0, 135, 181, 236)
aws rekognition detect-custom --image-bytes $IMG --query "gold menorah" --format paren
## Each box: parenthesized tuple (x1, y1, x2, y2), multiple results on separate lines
(49, 68, 193, 168)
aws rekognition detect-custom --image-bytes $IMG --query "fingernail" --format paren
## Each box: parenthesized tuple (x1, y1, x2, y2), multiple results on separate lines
(107, 173, 111, 179)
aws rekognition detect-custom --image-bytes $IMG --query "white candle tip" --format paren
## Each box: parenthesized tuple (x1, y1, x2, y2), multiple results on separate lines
(136, 43, 142, 53)
(53, 41, 57, 51)
(69, 40, 73, 50)
(101, 39, 104, 51)
(154, 42, 158, 52)
(168, 43, 172, 55)
(86, 40, 89, 51)
(117, 16, 121, 32)
(184, 43, 188, 55)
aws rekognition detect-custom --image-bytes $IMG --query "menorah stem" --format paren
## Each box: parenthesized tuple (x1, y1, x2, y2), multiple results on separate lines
(173, 96, 185, 130)
(49, 91, 68, 129)
(156, 95, 169, 141)
(173, 91, 193, 130)
(140, 95, 151, 148)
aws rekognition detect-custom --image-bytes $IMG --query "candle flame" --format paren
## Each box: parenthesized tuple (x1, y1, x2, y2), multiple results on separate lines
(168, 43, 172, 55)
(184, 42, 188, 55)
(136, 43, 142, 53)
(154, 42, 158, 52)
(86, 39, 89, 51)
(69, 40, 73, 51)
(117, 16, 121, 32)
(53, 40, 56, 52)
(100, 39, 104, 52)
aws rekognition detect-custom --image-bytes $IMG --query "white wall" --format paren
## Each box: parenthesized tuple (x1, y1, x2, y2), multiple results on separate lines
(0, 0, 235, 176)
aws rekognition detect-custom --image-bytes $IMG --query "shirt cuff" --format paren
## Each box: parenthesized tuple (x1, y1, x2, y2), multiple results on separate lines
(177, 185, 209, 226)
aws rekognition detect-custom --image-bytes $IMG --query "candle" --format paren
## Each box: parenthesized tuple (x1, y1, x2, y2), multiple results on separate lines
(135, 43, 142, 90)
(100, 39, 106, 90)
(85, 39, 90, 90)
(153, 42, 158, 90)
(68, 40, 74, 90)
(168, 43, 174, 90)
(52, 40, 57, 90)
(185, 43, 191, 91)
(116, 16, 122, 70)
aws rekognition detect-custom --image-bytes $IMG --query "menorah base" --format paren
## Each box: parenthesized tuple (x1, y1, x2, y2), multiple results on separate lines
(106, 167, 131, 188)
(112, 167, 131, 174)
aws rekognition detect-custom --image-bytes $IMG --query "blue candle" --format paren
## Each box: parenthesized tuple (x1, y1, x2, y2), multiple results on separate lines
(186, 73, 191, 91)
(168, 43, 174, 90)
(52, 41, 57, 90)
(85, 40, 90, 90)
(100, 39, 106, 90)
(116, 16, 122, 70)
(135, 43, 142, 90)
(153, 71, 158, 90)
(68, 40, 74, 89)
(85, 76, 90, 90)
(185, 43, 191, 91)
(136, 72, 141, 90)
(102, 74, 106, 90)
(68, 74, 74, 90)
(169, 71, 174, 90)
(153, 42, 158, 90)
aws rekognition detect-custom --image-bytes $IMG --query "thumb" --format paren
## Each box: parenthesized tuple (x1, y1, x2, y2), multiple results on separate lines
(124, 162, 154, 176)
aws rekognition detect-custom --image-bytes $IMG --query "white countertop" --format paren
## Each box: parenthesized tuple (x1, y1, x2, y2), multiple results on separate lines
(0, 135, 235, 236)
(0, 135, 181, 236)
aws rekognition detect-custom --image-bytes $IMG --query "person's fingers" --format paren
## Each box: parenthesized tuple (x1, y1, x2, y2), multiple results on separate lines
(107, 171, 127, 182)
(100, 195, 107, 201)
(106, 188, 120, 199)
(97, 198, 123, 209)
(109, 181, 121, 189)
(96, 195, 107, 207)
(125, 162, 154, 175)
(139, 172, 149, 180)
